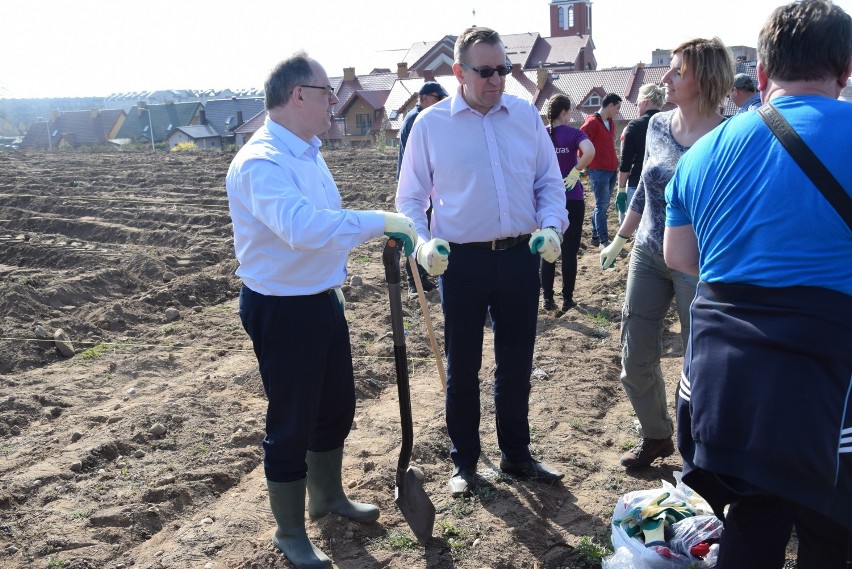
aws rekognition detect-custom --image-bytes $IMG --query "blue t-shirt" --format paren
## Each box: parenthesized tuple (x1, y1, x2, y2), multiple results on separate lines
(666, 95, 852, 295)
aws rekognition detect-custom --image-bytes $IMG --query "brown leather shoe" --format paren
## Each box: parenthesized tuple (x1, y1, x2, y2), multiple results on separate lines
(447, 466, 475, 498)
(620, 437, 675, 468)
(499, 459, 564, 482)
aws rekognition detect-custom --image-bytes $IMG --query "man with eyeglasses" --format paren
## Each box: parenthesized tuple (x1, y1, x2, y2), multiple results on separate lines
(397, 27, 568, 499)
(397, 81, 449, 294)
(226, 52, 417, 569)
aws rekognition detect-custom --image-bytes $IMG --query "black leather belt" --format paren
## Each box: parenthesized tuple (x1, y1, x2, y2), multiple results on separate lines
(459, 234, 531, 251)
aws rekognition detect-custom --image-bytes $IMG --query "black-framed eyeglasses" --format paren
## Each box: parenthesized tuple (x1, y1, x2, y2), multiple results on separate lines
(460, 62, 511, 78)
(297, 84, 337, 97)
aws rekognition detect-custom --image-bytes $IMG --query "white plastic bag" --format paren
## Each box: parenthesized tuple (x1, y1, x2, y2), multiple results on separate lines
(603, 475, 720, 569)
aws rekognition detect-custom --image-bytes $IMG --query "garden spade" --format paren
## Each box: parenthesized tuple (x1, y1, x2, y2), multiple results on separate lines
(382, 238, 435, 546)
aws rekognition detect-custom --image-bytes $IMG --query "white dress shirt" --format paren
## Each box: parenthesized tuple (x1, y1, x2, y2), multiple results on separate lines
(226, 118, 385, 296)
(396, 87, 568, 244)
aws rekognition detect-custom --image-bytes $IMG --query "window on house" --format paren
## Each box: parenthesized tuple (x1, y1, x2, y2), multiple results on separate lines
(568, 6, 574, 28)
(356, 114, 372, 135)
(584, 94, 601, 107)
(558, 7, 565, 29)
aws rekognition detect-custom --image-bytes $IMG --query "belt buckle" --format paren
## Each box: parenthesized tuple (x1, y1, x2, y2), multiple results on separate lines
(491, 240, 498, 251)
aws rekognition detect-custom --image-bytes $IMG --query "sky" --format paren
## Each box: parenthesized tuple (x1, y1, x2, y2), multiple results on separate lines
(3, 0, 851, 99)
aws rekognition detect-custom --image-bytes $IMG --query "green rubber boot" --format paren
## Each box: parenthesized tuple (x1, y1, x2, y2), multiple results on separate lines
(306, 446, 380, 523)
(267, 479, 331, 569)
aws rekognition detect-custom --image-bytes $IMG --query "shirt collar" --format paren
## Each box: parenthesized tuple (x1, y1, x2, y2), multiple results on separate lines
(265, 116, 322, 160)
(449, 84, 508, 117)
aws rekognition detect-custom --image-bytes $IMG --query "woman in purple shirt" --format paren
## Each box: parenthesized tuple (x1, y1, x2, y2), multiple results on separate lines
(542, 94, 595, 311)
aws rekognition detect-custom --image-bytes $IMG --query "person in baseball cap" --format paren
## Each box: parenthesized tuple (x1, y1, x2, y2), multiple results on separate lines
(397, 80, 449, 292)
(419, 81, 449, 98)
(731, 72, 762, 113)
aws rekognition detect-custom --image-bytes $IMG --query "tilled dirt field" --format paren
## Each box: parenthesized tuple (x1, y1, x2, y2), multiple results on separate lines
(0, 149, 791, 568)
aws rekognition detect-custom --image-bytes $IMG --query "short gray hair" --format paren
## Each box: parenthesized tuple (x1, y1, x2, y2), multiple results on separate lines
(264, 52, 313, 110)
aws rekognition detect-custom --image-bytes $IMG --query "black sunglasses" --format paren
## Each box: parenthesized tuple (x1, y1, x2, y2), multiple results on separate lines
(460, 62, 511, 79)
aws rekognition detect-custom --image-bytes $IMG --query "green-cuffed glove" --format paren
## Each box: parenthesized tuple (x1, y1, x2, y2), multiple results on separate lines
(639, 492, 695, 526)
(415, 237, 451, 276)
(640, 516, 666, 546)
(529, 227, 562, 263)
(615, 187, 628, 215)
(334, 287, 345, 314)
(563, 168, 581, 189)
(600, 234, 628, 269)
(382, 213, 417, 257)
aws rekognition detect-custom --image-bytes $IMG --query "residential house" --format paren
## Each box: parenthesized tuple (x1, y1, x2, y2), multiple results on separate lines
(167, 124, 222, 150)
(327, 68, 398, 147)
(20, 108, 125, 150)
(201, 97, 265, 145)
(115, 101, 203, 146)
(233, 109, 266, 146)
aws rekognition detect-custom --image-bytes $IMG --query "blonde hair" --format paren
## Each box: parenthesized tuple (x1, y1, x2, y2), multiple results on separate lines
(637, 83, 665, 108)
(672, 37, 734, 116)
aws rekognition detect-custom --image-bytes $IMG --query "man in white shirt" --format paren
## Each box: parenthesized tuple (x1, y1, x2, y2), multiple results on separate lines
(226, 52, 416, 569)
(397, 27, 568, 499)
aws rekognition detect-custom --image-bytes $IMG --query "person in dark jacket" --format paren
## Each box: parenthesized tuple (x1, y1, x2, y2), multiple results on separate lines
(616, 83, 664, 223)
(397, 81, 448, 294)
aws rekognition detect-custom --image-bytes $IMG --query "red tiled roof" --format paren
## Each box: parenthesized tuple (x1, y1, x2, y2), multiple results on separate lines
(501, 33, 541, 67)
(338, 89, 391, 115)
(527, 35, 591, 69)
(234, 110, 265, 134)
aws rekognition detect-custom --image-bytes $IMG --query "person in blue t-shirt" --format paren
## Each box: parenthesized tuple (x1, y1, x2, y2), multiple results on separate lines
(665, 1, 852, 566)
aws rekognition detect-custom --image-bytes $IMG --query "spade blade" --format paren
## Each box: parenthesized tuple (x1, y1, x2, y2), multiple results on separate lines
(394, 467, 435, 546)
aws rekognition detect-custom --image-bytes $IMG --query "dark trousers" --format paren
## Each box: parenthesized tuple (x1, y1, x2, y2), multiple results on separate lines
(239, 285, 355, 482)
(541, 198, 585, 302)
(440, 242, 540, 467)
(716, 493, 851, 569)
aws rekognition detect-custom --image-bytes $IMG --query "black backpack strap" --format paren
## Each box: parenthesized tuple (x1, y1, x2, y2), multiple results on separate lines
(758, 103, 852, 231)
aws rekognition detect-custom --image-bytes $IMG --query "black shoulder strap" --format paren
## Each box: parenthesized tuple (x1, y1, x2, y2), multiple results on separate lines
(758, 103, 852, 231)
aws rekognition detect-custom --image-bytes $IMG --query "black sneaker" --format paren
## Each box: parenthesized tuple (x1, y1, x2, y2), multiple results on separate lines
(561, 299, 577, 312)
(590, 236, 601, 247)
(542, 297, 557, 311)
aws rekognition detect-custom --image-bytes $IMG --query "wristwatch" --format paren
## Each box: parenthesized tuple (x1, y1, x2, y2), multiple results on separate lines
(545, 226, 563, 244)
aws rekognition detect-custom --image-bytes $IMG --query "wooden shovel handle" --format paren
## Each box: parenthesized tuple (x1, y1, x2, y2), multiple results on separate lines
(408, 255, 447, 391)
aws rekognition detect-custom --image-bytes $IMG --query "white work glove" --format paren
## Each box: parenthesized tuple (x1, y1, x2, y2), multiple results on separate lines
(415, 238, 451, 276)
(334, 287, 345, 314)
(529, 227, 562, 263)
(382, 213, 417, 257)
(563, 168, 581, 189)
(600, 234, 628, 269)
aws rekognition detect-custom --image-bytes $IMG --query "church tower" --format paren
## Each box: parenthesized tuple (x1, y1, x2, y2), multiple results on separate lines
(549, 0, 592, 37)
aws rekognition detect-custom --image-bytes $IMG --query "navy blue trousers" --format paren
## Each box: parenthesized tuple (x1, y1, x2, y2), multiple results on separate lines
(440, 242, 540, 468)
(239, 285, 355, 482)
(716, 493, 851, 569)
